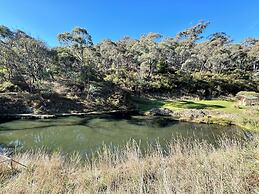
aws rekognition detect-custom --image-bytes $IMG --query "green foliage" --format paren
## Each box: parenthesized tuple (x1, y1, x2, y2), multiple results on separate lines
(0, 81, 19, 92)
(156, 62, 168, 73)
(0, 67, 8, 74)
(0, 22, 259, 97)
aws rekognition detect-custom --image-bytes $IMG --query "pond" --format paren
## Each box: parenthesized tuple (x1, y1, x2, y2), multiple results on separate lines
(0, 114, 245, 157)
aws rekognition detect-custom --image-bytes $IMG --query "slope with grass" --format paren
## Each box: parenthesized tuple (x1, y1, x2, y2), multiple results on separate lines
(133, 97, 259, 131)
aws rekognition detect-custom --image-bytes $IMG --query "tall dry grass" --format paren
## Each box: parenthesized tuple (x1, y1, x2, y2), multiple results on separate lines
(0, 138, 259, 194)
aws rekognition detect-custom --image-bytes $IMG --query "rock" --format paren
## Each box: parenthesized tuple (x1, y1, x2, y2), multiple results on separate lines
(236, 91, 259, 106)
(181, 109, 207, 119)
(145, 108, 174, 116)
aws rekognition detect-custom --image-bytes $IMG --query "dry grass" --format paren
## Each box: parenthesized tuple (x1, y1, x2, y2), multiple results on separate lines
(0, 138, 259, 194)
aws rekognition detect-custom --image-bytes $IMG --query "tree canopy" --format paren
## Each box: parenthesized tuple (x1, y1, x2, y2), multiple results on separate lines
(0, 22, 258, 97)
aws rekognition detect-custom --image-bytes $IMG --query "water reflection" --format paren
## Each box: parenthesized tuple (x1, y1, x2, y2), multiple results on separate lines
(0, 115, 244, 156)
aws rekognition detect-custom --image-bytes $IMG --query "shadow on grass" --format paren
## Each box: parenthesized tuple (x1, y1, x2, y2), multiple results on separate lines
(167, 100, 225, 109)
(131, 97, 165, 112)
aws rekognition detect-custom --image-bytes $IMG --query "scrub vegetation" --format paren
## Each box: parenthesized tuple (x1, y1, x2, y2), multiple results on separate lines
(0, 21, 258, 115)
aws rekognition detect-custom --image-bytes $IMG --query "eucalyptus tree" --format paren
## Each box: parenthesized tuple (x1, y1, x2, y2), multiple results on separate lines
(15, 31, 52, 89)
(228, 44, 248, 72)
(243, 38, 259, 72)
(97, 40, 121, 75)
(132, 33, 162, 82)
(58, 27, 95, 95)
(1, 22, 258, 96)
(0, 25, 52, 91)
(96, 38, 137, 90)
(175, 21, 209, 72)
(0, 26, 26, 82)
(0, 25, 17, 80)
(116, 37, 140, 89)
(202, 32, 232, 73)
(158, 38, 178, 72)
(58, 27, 93, 63)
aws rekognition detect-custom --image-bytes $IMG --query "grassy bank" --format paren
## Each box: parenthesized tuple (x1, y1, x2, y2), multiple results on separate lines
(133, 97, 259, 131)
(0, 138, 258, 193)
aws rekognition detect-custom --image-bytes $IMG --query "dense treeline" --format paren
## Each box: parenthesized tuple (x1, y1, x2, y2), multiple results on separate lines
(0, 21, 258, 98)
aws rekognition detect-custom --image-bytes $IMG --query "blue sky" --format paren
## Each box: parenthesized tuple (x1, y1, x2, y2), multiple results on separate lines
(0, 0, 259, 47)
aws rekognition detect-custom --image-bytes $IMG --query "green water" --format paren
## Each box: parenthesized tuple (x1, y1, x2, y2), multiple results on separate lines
(0, 115, 244, 156)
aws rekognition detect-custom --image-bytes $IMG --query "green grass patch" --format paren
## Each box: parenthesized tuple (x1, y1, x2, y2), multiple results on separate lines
(163, 99, 249, 114)
(132, 96, 259, 131)
(133, 97, 238, 113)
(164, 100, 234, 111)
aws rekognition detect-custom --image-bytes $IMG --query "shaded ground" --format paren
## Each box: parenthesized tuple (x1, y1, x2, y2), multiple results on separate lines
(0, 79, 135, 116)
(0, 90, 131, 115)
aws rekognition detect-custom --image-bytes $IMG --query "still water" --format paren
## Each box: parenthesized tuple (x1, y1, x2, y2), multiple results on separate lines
(0, 115, 244, 156)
